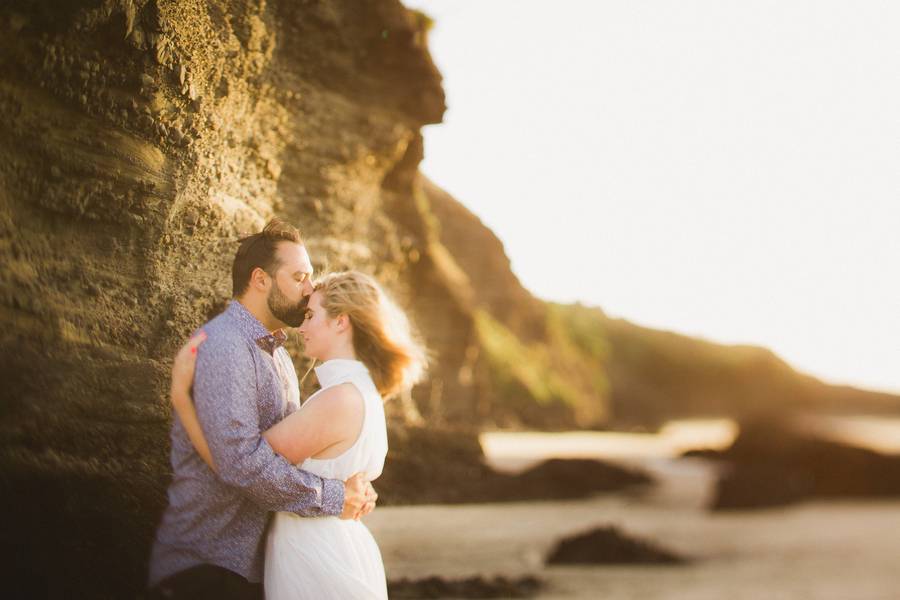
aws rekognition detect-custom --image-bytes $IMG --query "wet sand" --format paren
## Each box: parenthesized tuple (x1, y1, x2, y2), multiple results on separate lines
(366, 421, 900, 599)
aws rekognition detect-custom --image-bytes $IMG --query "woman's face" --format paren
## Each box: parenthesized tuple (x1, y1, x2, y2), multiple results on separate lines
(298, 291, 339, 360)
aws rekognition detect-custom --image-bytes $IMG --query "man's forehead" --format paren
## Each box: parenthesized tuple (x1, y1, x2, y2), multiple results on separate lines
(275, 241, 313, 272)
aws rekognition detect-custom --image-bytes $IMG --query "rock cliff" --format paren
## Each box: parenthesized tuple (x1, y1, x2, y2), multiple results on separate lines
(1, 2, 897, 597)
(0, 1, 447, 596)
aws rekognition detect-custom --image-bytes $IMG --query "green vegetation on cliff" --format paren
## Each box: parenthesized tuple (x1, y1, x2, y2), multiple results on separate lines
(422, 178, 900, 430)
(474, 309, 583, 416)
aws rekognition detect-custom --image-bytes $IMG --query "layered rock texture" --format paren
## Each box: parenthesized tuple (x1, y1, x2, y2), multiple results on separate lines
(1, 1, 897, 598)
(0, 1, 447, 596)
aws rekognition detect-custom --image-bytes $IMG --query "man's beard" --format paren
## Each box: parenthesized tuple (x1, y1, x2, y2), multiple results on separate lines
(267, 283, 307, 327)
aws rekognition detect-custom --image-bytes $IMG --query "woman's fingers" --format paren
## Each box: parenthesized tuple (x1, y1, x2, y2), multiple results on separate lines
(175, 330, 206, 360)
(186, 330, 207, 355)
(365, 484, 378, 502)
(355, 500, 376, 520)
(355, 483, 377, 519)
(171, 330, 207, 392)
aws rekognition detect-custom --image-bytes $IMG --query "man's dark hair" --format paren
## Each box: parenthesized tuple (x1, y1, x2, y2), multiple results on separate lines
(232, 218, 303, 297)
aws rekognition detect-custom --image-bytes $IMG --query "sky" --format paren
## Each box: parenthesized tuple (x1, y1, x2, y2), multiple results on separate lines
(403, 0, 900, 394)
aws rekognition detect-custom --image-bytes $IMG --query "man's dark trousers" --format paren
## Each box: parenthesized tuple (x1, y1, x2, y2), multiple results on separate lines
(145, 564, 263, 600)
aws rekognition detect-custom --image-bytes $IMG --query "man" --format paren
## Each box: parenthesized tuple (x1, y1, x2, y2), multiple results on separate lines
(148, 218, 376, 599)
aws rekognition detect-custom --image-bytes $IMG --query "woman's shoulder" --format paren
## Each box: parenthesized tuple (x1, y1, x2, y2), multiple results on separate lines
(304, 382, 365, 419)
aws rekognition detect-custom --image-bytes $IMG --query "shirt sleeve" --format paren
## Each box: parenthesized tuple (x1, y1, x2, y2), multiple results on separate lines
(192, 334, 344, 517)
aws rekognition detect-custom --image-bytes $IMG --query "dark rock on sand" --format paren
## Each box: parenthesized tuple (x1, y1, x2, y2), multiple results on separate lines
(494, 458, 653, 502)
(680, 448, 725, 460)
(378, 425, 497, 505)
(546, 525, 688, 565)
(378, 426, 652, 505)
(705, 418, 900, 510)
(388, 574, 542, 599)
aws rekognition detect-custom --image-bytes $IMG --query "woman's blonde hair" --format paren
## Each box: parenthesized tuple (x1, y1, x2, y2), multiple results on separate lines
(314, 271, 426, 397)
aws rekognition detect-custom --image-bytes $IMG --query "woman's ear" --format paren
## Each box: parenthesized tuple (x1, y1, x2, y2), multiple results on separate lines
(336, 314, 350, 332)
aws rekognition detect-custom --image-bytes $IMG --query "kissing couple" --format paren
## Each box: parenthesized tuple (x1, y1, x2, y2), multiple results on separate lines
(147, 218, 426, 599)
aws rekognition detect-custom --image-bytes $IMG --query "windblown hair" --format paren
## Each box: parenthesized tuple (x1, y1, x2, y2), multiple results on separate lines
(314, 271, 426, 398)
(232, 218, 303, 297)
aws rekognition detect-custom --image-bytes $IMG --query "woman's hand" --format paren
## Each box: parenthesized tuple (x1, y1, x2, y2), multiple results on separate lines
(171, 330, 207, 401)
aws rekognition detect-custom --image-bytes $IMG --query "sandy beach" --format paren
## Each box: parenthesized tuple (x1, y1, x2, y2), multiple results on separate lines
(366, 421, 900, 599)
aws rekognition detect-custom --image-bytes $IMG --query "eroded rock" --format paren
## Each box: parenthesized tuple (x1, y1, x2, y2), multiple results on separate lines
(546, 525, 688, 565)
(388, 575, 543, 599)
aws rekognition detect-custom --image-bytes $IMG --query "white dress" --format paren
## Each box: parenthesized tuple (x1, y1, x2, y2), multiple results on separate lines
(264, 359, 389, 600)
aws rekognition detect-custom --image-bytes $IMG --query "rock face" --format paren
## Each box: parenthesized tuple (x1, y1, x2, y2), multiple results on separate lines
(705, 418, 900, 510)
(0, 2, 605, 596)
(0, 1, 446, 597)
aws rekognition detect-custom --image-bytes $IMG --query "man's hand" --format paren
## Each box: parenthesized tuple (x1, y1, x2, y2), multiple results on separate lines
(340, 472, 378, 521)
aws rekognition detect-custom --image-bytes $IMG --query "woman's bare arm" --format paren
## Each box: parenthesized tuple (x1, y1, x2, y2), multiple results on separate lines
(170, 332, 217, 471)
(263, 383, 364, 464)
(171, 382, 217, 471)
(170, 331, 364, 468)
(175, 380, 362, 469)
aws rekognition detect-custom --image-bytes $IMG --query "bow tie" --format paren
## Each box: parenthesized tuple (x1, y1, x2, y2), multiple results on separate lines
(256, 329, 288, 355)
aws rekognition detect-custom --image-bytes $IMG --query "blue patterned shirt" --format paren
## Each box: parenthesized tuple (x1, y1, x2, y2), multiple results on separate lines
(149, 300, 344, 585)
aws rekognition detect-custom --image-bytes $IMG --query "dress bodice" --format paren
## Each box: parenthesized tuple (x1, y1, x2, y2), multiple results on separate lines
(297, 359, 388, 482)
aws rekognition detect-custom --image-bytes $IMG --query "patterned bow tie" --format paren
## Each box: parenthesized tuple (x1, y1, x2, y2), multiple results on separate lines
(256, 329, 288, 355)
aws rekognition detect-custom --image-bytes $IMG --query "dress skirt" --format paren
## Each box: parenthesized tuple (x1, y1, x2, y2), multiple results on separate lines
(264, 511, 388, 600)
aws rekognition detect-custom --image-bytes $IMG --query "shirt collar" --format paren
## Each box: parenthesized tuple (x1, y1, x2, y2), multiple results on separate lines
(226, 300, 288, 355)
(314, 358, 369, 388)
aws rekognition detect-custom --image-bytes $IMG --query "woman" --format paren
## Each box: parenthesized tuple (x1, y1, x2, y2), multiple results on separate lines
(170, 270, 425, 600)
